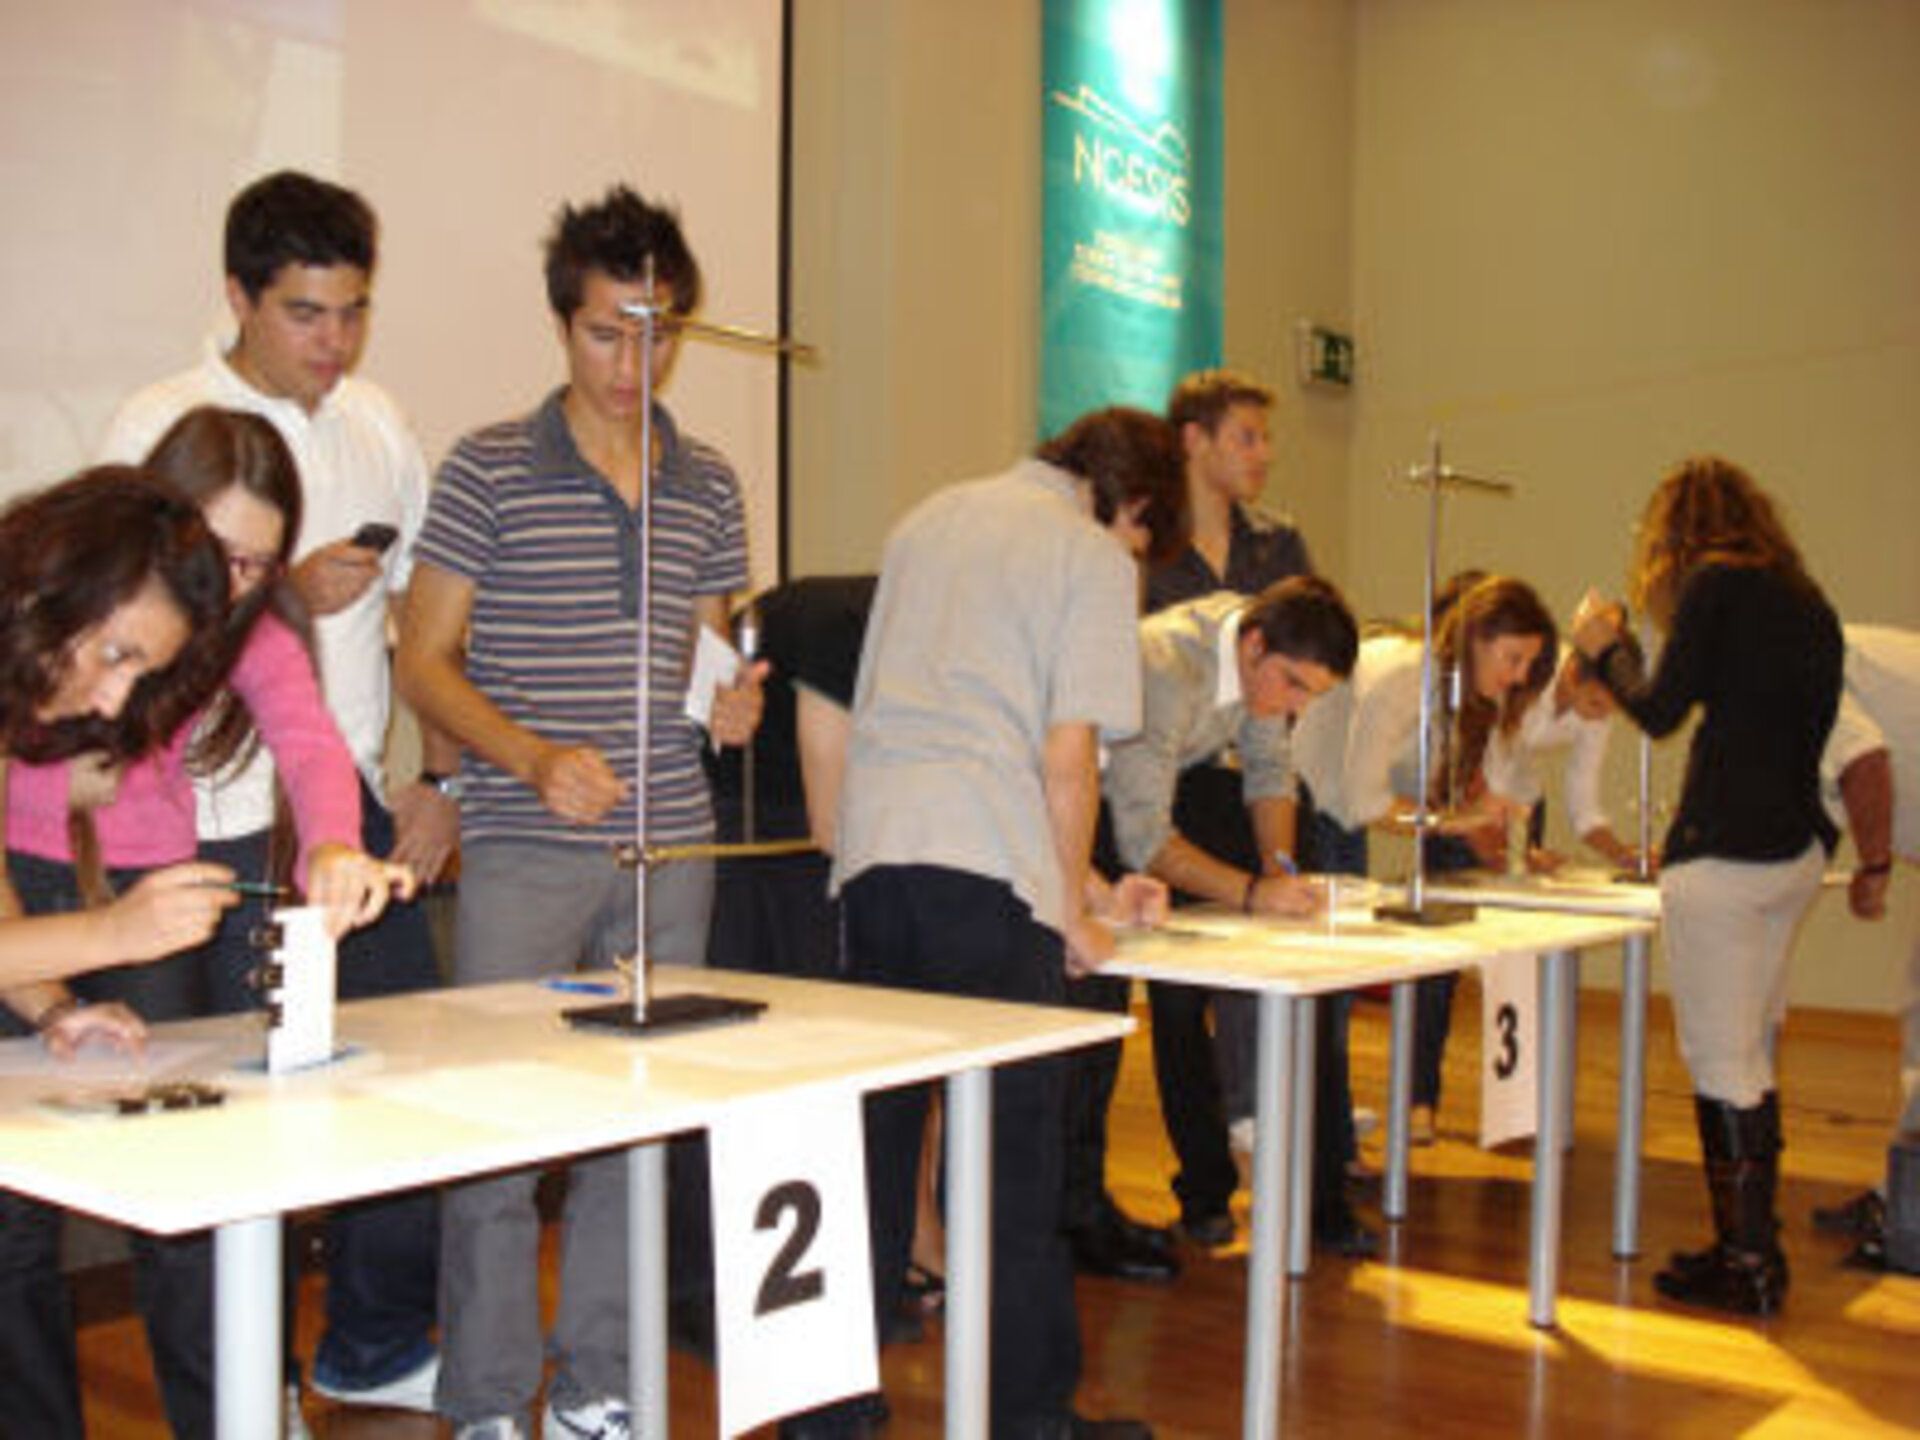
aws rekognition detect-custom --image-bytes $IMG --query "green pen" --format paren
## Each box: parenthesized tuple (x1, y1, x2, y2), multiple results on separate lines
(197, 879, 292, 899)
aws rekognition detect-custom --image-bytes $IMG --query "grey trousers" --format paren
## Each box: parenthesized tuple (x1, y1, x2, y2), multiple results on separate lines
(434, 840, 713, 1423)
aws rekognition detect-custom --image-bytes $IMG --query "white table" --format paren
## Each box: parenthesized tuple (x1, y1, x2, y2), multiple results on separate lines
(1420, 868, 1662, 1261)
(0, 967, 1131, 1440)
(1107, 901, 1652, 1440)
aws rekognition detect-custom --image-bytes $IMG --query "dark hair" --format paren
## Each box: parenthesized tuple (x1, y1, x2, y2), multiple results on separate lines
(1167, 368, 1275, 437)
(1034, 407, 1188, 562)
(144, 408, 313, 781)
(225, 171, 377, 300)
(0, 467, 229, 761)
(1242, 576, 1358, 677)
(544, 185, 701, 321)
(1631, 455, 1811, 630)
(1433, 575, 1557, 803)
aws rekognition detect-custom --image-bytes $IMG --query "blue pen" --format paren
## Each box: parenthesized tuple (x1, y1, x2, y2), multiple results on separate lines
(1272, 852, 1300, 877)
(545, 978, 619, 997)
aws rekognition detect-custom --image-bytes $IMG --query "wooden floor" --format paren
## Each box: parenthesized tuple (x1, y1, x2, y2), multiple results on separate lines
(73, 981, 1920, 1438)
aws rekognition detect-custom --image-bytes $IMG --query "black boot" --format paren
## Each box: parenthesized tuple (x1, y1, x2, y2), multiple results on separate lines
(1666, 1090, 1780, 1280)
(1656, 1093, 1788, 1316)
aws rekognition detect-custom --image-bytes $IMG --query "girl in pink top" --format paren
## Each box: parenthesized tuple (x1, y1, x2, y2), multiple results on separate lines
(6, 408, 411, 932)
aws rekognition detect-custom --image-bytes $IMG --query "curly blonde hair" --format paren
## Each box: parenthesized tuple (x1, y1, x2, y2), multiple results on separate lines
(1631, 456, 1808, 628)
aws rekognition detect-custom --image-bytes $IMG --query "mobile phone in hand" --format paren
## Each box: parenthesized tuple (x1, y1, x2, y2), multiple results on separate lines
(350, 522, 399, 553)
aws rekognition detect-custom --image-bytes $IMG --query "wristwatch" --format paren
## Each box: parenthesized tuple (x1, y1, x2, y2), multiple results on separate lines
(420, 769, 466, 801)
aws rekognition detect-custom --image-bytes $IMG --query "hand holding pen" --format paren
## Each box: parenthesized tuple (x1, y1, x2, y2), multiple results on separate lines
(1242, 850, 1323, 919)
(112, 862, 242, 959)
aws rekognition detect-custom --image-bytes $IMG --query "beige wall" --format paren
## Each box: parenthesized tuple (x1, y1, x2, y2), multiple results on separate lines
(786, 0, 1920, 1011)
(1344, 0, 1920, 1010)
(788, 0, 1043, 575)
(787, 0, 1357, 575)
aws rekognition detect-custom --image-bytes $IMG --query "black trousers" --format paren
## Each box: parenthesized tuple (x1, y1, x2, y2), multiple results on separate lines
(1147, 765, 1266, 1222)
(843, 866, 1081, 1431)
(1060, 971, 1129, 1231)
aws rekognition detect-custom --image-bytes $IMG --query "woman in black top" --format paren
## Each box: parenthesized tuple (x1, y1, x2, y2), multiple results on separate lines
(1574, 455, 1841, 1316)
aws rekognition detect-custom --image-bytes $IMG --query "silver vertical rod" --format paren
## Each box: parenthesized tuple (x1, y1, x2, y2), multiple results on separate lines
(739, 605, 760, 846)
(1409, 433, 1442, 911)
(632, 260, 656, 1022)
(1635, 621, 1654, 880)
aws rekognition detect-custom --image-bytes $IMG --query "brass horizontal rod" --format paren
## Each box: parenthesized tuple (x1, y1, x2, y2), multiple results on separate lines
(612, 838, 820, 867)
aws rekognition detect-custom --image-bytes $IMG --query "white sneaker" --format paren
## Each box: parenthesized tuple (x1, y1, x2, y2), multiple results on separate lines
(285, 1385, 313, 1440)
(311, 1350, 440, 1413)
(457, 1419, 529, 1440)
(544, 1393, 632, 1439)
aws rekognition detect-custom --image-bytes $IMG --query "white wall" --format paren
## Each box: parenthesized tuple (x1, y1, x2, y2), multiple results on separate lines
(0, 0, 785, 588)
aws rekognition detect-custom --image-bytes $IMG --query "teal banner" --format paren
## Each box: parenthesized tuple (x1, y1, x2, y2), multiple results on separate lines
(1040, 0, 1223, 437)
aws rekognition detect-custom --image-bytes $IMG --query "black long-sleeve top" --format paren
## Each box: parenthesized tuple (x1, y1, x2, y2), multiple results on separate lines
(1597, 562, 1842, 867)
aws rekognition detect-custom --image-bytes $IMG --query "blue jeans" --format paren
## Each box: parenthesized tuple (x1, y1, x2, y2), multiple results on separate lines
(1412, 833, 1482, 1107)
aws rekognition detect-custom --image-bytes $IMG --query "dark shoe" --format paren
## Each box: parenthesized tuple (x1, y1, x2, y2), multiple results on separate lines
(1313, 1209, 1380, 1260)
(1172, 1209, 1235, 1249)
(1659, 1095, 1788, 1315)
(1069, 1210, 1180, 1283)
(779, 1391, 887, 1439)
(1107, 1205, 1175, 1257)
(1812, 1189, 1885, 1239)
(1654, 1242, 1788, 1315)
(998, 1413, 1152, 1440)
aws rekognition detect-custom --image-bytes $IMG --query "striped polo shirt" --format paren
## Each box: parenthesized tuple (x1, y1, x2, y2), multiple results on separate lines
(418, 389, 748, 848)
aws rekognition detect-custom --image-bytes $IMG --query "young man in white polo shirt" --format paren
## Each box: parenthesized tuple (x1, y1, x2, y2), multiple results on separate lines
(94, 171, 453, 1426)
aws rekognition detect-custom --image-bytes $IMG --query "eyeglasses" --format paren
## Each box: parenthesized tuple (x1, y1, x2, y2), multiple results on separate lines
(225, 548, 284, 583)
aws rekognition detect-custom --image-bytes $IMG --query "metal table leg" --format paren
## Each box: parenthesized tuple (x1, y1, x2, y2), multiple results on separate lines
(946, 1067, 992, 1440)
(1383, 980, 1416, 1222)
(1287, 995, 1318, 1277)
(1613, 932, 1651, 1259)
(629, 1142, 670, 1440)
(1529, 948, 1576, 1328)
(1242, 991, 1295, 1440)
(214, 1215, 281, 1438)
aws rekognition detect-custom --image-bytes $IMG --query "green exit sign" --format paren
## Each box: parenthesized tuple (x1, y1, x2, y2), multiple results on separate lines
(1297, 322, 1355, 389)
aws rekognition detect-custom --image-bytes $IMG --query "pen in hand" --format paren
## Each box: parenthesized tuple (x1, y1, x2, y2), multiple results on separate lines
(192, 879, 292, 898)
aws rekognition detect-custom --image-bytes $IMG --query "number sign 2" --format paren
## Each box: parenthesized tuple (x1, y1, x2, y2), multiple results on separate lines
(709, 1090, 878, 1437)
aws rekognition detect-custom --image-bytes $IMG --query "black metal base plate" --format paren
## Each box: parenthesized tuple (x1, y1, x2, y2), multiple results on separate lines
(563, 993, 767, 1038)
(1373, 898, 1478, 927)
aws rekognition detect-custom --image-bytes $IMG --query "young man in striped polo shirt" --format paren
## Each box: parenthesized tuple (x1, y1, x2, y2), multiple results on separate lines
(399, 184, 765, 1440)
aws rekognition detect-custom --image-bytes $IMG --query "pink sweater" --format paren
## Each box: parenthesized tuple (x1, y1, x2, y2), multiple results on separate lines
(6, 614, 362, 886)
